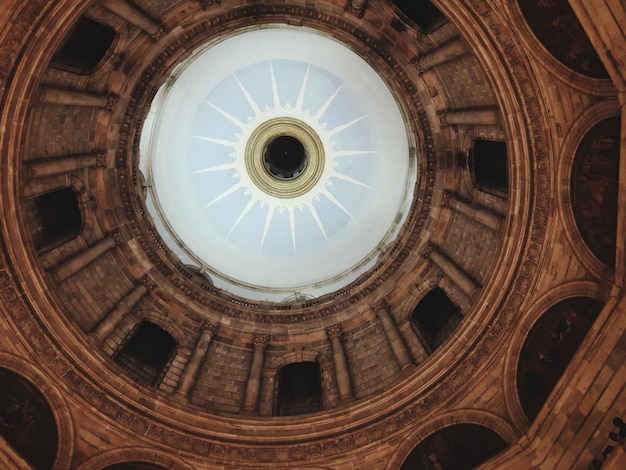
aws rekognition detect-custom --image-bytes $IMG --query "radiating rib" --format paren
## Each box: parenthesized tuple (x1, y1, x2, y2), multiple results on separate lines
(203, 183, 242, 208)
(323, 191, 354, 219)
(192, 135, 237, 149)
(333, 150, 378, 157)
(315, 84, 344, 120)
(227, 198, 256, 237)
(331, 172, 373, 189)
(259, 207, 274, 253)
(329, 115, 368, 136)
(269, 61, 280, 109)
(193, 163, 237, 174)
(296, 65, 311, 111)
(233, 74, 262, 115)
(309, 205, 328, 240)
(288, 208, 297, 255)
(206, 101, 245, 128)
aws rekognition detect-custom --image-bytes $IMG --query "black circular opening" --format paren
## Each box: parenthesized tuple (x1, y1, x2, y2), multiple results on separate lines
(264, 135, 307, 179)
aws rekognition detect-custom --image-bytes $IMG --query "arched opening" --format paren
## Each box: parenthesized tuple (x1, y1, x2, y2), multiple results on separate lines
(275, 362, 323, 416)
(411, 287, 462, 354)
(0, 368, 58, 470)
(115, 321, 177, 387)
(517, 0, 608, 78)
(27, 187, 82, 251)
(469, 139, 508, 195)
(51, 16, 116, 74)
(393, 0, 444, 32)
(570, 116, 620, 268)
(400, 423, 508, 469)
(517, 297, 603, 421)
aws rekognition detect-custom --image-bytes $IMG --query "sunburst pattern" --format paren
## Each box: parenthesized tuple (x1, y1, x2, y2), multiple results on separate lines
(191, 61, 376, 255)
(140, 28, 413, 300)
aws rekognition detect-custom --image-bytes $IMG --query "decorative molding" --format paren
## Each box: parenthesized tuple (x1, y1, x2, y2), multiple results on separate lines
(253, 334, 270, 346)
(105, 93, 119, 110)
(422, 243, 435, 259)
(325, 324, 343, 338)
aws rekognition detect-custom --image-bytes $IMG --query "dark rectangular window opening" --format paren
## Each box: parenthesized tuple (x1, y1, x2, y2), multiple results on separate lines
(51, 16, 116, 74)
(275, 362, 323, 416)
(33, 187, 82, 251)
(411, 287, 463, 352)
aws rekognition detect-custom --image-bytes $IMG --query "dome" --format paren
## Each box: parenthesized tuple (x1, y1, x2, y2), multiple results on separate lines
(0, 0, 624, 469)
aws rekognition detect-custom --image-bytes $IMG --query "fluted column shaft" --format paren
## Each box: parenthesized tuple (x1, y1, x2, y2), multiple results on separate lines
(28, 152, 104, 178)
(176, 323, 218, 397)
(374, 303, 412, 370)
(103, 0, 164, 39)
(426, 245, 479, 297)
(444, 192, 502, 231)
(326, 325, 353, 401)
(53, 234, 119, 282)
(419, 37, 466, 71)
(440, 108, 499, 127)
(91, 283, 147, 341)
(38, 87, 115, 109)
(242, 335, 270, 413)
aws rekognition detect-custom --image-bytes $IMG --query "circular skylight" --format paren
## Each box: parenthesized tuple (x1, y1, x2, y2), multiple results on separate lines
(139, 27, 415, 301)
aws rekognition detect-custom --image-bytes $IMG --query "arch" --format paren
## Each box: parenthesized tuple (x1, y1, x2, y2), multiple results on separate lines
(469, 138, 508, 196)
(75, 447, 195, 470)
(503, 281, 609, 428)
(267, 350, 333, 416)
(569, 117, 621, 269)
(516, 296, 603, 422)
(516, 0, 608, 79)
(388, 409, 516, 470)
(557, 102, 621, 280)
(114, 320, 178, 387)
(274, 362, 323, 416)
(410, 286, 463, 354)
(50, 15, 117, 74)
(0, 353, 74, 470)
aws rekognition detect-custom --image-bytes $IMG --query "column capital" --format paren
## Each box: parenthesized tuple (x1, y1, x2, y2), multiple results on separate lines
(140, 275, 156, 290)
(325, 324, 343, 339)
(150, 24, 167, 42)
(371, 299, 390, 314)
(422, 242, 435, 259)
(253, 334, 270, 347)
(344, 0, 365, 18)
(201, 321, 219, 334)
(438, 112, 449, 128)
(199, 0, 220, 9)
(410, 55, 426, 74)
(93, 150, 106, 168)
(442, 190, 454, 208)
(111, 229, 124, 247)
(105, 94, 119, 111)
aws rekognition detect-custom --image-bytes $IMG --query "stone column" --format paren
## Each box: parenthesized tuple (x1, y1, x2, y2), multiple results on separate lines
(38, 87, 117, 109)
(176, 322, 219, 398)
(439, 108, 500, 127)
(373, 301, 413, 371)
(242, 334, 270, 413)
(423, 243, 479, 297)
(91, 280, 151, 341)
(52, 231, 122, 283)
(443, 191, 502, 231)
(326, 324, 354, 401)
(413, 37, 466, 72)
(27, 151, 105, 178)
(103, 0, 165, 40)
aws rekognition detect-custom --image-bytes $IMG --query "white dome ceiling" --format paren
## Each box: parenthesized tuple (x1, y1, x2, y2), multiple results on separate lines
(140, 27, 415, 301)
